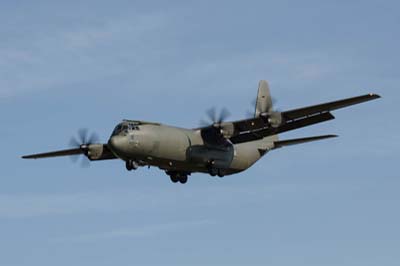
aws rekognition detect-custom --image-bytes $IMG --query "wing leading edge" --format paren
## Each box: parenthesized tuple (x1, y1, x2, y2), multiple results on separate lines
(22, 144, 116, 160)
(22, 148, 84, 159)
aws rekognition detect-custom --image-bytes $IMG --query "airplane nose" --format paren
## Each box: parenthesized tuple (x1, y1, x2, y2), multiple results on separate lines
(108, 136, 124, 153)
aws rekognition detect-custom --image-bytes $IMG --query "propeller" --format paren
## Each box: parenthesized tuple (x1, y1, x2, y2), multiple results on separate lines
(199, 107, 232, 145)
(69, 128, 99, 167)
(200, 107, 231, 127)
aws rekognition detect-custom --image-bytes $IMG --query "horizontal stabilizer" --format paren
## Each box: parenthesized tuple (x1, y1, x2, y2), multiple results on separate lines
(273, 134, 338, 149)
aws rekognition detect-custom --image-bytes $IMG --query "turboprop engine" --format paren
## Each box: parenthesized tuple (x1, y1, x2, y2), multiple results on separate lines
(260, 111, 283, 128)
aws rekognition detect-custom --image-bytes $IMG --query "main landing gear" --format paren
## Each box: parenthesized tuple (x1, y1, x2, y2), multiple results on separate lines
(125, 160, 139, 171)
(208, 167, 226, 177)
(208, 160, 226, 177)
(166, 171, 189, 184)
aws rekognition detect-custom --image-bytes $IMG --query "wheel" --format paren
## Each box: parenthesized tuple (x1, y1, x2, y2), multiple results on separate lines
(170, 174, 179, 183)
(209, 167, 218, 177)
(126, 160, 133, 171)
(217, 169, 225, 178)
(126, 160, 138, 171)
(179, 175, 188, 184)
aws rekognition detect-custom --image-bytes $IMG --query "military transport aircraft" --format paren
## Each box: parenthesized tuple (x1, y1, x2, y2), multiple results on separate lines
(22, 81, 380, 184)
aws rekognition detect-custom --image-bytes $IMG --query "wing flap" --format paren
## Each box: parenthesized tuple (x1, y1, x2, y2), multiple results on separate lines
(230, 112, 335, 144)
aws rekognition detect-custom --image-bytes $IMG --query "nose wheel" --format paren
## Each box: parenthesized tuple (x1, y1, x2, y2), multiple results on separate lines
(126, 160, 138, 171)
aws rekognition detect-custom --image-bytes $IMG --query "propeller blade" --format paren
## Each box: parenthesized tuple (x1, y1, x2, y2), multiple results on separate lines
(69, 137, 80, 148)
(68, 128, 100, 166)
(78, 128, 89, 144)
(218, 108, 231, 123)
(80, 157, 91, 168)
(202, 107, 232, 126)
(199, 119, 211, 127)
(206, 107, 217, 123)
(88, 132, 99, 144)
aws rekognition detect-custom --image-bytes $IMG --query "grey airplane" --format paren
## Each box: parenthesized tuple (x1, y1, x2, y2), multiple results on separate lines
(22, 80, 380, 184)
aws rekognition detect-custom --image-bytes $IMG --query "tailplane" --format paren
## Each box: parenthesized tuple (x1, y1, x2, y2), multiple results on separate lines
(273, 135, 338, 149)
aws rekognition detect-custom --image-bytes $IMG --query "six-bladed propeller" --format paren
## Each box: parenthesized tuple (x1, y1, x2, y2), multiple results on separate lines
(200, 107, 231, 127)
(199, 107, 233, 145)
(69, 128, 99, 167)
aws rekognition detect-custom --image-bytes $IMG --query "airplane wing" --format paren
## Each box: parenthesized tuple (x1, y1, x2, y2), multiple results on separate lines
(22, 144, 116, 160)
(281, 93, 380, 120)
(228, 93, 380, 144)
(22, 148, 84, 159)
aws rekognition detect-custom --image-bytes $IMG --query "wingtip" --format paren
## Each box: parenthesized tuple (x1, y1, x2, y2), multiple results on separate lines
(21, 155, 36, 159)
(369, 93, 381, 99)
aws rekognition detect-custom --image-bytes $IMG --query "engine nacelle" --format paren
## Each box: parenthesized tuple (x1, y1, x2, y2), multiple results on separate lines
(220, 122, 235, 138)
(87, 144, 115, 161)
(262, 112, 283, 128)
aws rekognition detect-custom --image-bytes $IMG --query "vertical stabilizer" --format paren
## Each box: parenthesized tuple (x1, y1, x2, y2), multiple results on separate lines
(255, 80, 273, 118)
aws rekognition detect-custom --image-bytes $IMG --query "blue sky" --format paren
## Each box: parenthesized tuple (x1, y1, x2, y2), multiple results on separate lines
(0, 1, 399, 265)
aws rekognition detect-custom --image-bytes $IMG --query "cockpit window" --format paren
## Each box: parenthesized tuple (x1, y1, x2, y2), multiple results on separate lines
(112, 125, 122, 136)
(112, 123, 140, 136)
(128, 124, 140, 131)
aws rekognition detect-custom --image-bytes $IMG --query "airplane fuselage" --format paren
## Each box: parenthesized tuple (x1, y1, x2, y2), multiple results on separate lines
(107, 122, 277, 176)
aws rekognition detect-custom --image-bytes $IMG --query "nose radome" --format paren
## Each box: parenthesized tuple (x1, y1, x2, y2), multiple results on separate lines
(108, 136, 124, 152)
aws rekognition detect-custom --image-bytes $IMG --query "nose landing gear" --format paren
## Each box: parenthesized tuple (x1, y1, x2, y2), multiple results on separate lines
(125, 160, 139, 171)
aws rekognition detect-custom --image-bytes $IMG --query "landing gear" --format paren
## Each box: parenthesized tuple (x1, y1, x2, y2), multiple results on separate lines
(179, 175, 188, 184)
(207, 160, 225, 178)
(167, 171, 189, 184)
(125, 160, 138, 171)
(170, 174, 179, 183)
(209, 167, 218, 177)
(217, 169, 226, 178)
(208, 167, 225, 177)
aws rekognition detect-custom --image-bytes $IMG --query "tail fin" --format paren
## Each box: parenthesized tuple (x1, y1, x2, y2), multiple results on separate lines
(255, 80, 273, 118)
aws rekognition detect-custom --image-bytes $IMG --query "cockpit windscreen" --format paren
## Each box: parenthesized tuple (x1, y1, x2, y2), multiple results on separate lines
(112, 123, 140, 136)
